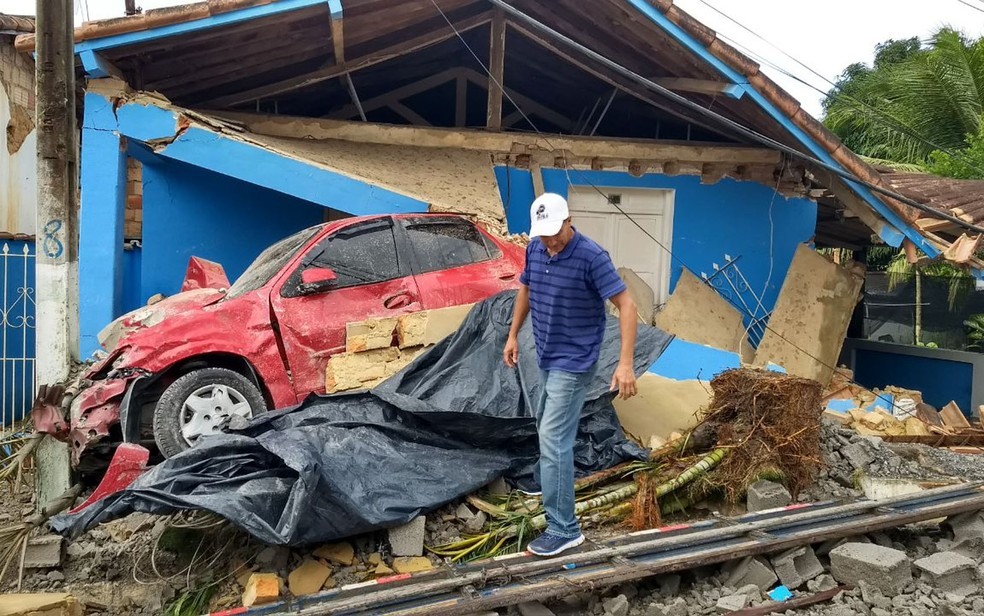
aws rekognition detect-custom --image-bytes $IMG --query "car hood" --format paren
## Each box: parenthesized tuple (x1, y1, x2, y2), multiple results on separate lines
(98, 288, 226, 353)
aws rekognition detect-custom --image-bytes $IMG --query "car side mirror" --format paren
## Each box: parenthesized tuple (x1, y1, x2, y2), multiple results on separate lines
(299, 267, 338, 295)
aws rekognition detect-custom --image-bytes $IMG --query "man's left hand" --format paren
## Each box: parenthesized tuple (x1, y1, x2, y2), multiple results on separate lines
(610, 363, 637, 400)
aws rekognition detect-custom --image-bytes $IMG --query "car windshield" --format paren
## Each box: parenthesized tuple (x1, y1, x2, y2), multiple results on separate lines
(227, 226, 323, 298)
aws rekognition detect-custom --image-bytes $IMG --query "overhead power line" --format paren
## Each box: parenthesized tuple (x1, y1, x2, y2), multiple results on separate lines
(693, 0, 984, 179)
(484, 0, 984, 236)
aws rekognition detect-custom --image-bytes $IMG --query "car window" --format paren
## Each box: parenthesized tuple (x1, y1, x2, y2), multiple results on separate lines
(406, 220, 494, 274)
(284, 219, 400, 295)
(227, 226, 322, 299)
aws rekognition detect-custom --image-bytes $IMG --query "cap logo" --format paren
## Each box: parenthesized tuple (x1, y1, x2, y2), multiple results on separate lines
(535, 204, 548, 221)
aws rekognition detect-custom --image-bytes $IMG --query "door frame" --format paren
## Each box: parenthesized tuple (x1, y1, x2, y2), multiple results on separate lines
(566, 186, 675, 305)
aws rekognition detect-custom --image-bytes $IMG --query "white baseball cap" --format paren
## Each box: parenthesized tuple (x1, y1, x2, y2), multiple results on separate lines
(529, 193, 569, 238)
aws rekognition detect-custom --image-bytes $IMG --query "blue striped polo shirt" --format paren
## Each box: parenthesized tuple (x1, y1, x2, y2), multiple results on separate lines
(519, 230, 627, 373)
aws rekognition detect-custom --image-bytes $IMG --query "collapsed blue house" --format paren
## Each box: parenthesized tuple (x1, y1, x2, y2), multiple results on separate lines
(13, 0, 983, 435)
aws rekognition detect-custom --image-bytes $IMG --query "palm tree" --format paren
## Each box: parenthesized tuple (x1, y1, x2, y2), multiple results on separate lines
(824, 29, 984, 168)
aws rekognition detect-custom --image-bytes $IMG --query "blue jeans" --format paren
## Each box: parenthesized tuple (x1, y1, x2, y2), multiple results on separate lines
(534, 366, 597, 539)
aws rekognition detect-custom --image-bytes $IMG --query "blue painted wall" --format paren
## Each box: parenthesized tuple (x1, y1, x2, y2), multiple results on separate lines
(495, 168, 818, 323)
(853, 349, 974, 414)
(135, 155, 326, 302)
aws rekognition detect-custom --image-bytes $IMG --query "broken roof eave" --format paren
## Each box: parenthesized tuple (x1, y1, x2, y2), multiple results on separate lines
(93, 91, 431, 217)
(628, 0, 954, 262)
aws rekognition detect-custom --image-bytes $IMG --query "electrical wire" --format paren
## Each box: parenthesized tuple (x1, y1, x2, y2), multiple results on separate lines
(487, 0, 984, 237)
(692, 0, 984, 179)
(956, 0, 984, 14)
(429, 0, 945, 406)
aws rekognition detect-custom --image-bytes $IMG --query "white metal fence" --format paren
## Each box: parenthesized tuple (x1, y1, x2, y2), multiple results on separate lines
(1, 240, 35, 437)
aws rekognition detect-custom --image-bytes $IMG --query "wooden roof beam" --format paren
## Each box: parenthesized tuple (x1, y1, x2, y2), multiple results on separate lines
(486, 9, 505, 130)
(329, 0, 345, 64)
(215, 113, 782, 165)
(205, 11, 492, 108)
(507, 21, 733, 142)
(652, 77, 745, 99)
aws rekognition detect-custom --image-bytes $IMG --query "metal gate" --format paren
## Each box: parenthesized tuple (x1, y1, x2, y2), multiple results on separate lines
(1, 239, 36, 436)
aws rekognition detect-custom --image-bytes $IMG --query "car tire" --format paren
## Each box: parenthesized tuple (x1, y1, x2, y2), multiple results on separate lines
(153, 367, 267, 458)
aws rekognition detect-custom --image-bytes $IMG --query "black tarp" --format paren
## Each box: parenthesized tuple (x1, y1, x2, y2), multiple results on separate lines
(52, 292, 672, 546)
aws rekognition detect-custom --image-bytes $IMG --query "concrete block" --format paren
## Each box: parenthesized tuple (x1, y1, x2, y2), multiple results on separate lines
(723, 556, 778, 592)
(346, 317, 398, 353)
(287, 559, 332, 597)
(830, 543, 912, 596)
(396, 304, 473, 348)
(746, 480, 792, 512)
(817, 535, 871, 556)
(242, 573, 281, 607)
(517, 601, 556, 616)
(657, 573, 682, 596)
(24, 535, 63, 569)
(392, 556, 435, 574)
(486, 477, 509, 495)
(388, 516, 426, 557)
(716, 594, 750, 613)
(602, 595, 629, 616)
(0, 593, 82, 616)
(769, 546, 824, 589)
(914, 552, 977, 598)
(947, 511, 984, 542)
(841, 442, 875, 470)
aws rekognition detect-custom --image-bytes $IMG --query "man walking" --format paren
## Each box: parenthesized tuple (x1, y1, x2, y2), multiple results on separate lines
(503, 192, 638, 557)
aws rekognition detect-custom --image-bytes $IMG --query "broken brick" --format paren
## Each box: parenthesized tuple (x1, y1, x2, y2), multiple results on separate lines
(288, 559, 332, 597)
(396, 304, 474, 348)
(242, 573, 281, 607)
(345, 317, 398, 353)
(392, 557, 435, 574)
(0, 593, 82, 616)
(313, 542, 355, 566)
(374, 562, 395, 577)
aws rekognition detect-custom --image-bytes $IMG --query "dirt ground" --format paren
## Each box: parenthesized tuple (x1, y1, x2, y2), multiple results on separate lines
(5, 422, 984, 615)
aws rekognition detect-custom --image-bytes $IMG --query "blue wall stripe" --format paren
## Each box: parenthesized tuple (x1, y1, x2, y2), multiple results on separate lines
(623, 0, 938, 258)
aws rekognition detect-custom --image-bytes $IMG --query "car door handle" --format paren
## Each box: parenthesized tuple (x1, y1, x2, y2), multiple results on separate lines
(498, 273, 517, 281)
(384, 292, 413, 310)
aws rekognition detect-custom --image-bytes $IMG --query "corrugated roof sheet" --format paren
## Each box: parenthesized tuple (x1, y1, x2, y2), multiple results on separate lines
(0, 13, 35, 34)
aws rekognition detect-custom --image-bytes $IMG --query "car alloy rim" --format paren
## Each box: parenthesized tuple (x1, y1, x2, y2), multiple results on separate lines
(179, 384, 253, 445)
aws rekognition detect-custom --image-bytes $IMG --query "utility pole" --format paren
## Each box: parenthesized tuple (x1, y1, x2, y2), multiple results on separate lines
(125, 0, 139, 16)
(35, 0, 77, 508)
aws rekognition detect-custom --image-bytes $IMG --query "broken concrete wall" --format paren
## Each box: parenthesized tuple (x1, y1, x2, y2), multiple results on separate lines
(754, 246, 864, 386)
(615, 339, 746, 445)
(0, 38, 36, 235)
(654, 270, 754, 363)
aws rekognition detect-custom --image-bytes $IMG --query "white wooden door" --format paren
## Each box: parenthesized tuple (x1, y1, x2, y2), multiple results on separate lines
(567, 188, 674, 304)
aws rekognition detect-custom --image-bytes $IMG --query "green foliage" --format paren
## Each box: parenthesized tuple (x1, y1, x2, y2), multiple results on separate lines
(823, 29, 984, 172)
(927, 123, 984, 180)
(965, 313, 984, 350)
(164, 580, 218, 616)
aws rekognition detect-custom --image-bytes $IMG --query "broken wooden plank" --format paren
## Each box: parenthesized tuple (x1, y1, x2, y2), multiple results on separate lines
(940, 401, 972, 430)
(728, 586, 848, 616)
(486, 9, 506, 130)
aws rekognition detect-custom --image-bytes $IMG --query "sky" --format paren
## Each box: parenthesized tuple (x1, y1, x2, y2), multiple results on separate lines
(1, 0, 983, 117)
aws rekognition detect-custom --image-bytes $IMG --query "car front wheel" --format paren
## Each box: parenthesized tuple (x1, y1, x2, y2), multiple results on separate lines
(152, 367, 267, 458)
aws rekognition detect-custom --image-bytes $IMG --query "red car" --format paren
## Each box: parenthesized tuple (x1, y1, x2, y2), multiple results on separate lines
(43, 214, 523, 465)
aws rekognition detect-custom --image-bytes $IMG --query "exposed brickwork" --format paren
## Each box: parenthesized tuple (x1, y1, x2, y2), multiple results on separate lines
(0, 36, 36, 155)
(124, 158, 143, 239)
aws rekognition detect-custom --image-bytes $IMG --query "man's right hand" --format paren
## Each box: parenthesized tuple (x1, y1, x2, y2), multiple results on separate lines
(503, 335, 519, 368)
